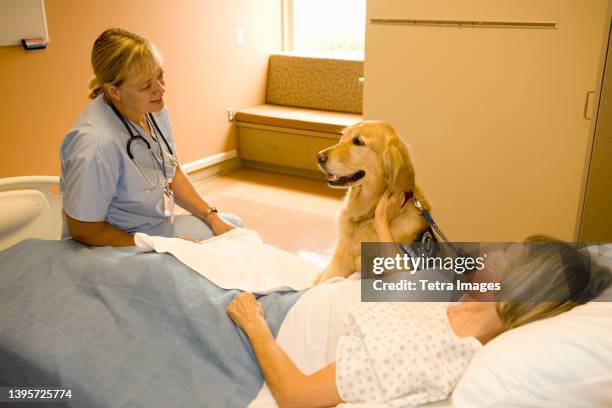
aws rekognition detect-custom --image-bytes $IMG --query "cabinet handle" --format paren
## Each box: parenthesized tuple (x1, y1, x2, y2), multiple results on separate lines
(584, 91, 595, 120)
(265, 144, 280, 151)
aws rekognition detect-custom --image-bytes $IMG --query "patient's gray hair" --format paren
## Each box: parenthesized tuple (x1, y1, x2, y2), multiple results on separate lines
(496, 235, 593, 331)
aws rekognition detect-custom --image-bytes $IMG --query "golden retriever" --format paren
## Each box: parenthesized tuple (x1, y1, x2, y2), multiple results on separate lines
(315, 120, 431, 283)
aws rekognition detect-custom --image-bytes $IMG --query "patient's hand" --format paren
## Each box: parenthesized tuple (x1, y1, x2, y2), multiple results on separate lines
(375, 190, 403, 226)
(227, 292, 266, 331)
(374, 190, 401, 242)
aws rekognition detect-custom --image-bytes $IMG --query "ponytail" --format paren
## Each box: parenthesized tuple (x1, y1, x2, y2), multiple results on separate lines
(88, 76, 103, 99)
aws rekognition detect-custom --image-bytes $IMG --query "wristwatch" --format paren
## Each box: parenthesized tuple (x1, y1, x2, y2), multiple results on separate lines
(201, 206, 218, 220)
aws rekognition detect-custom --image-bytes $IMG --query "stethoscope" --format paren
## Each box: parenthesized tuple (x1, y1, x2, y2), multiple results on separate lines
(109, 101, 178, 222)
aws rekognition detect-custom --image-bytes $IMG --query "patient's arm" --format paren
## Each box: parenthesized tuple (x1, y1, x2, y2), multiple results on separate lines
(65, 213, 135, 247)
(373, 191, 423, 270)
(227, 293, 342, 408)
(374, 190, 400, 242)
(317, 191, 404, 283)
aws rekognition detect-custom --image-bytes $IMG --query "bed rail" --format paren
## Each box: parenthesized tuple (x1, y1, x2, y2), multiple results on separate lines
(0, 176, 62, 251)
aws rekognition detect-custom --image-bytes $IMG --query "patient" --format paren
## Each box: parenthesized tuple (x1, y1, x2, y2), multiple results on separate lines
(226, 192, 595, 408)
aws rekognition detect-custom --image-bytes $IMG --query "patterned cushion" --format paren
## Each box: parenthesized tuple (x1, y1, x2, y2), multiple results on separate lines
(266, 54, 363, 114)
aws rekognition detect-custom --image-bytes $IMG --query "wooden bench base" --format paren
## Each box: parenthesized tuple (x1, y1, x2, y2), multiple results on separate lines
(236, 105, 362, 175)
(237, 122, 341, 176)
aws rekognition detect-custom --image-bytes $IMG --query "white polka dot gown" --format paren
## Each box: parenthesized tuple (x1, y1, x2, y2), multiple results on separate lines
(335, 302, 482, 407)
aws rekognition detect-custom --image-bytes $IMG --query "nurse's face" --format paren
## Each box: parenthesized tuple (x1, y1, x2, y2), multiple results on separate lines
(110, 63, 166, 119)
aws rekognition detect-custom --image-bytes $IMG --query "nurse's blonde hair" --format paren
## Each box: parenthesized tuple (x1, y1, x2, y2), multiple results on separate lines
(496, 235, 592, 330)
(88, 28, 162, 99)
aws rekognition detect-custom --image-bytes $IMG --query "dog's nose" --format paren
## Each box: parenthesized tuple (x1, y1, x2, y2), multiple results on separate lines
(317, 152, 328, 164)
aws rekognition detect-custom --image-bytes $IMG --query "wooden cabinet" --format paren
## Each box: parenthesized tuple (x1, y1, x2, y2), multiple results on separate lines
(238, 123, 339, 176)
(240, 127, 310, 168)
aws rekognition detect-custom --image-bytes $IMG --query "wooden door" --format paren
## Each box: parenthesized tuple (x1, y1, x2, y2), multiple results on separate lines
(364, 0, 609, 241)
(580, 19, 612, 242)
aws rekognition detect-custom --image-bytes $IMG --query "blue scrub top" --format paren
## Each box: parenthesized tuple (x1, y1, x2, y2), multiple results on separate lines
(60, 95, 177, 238)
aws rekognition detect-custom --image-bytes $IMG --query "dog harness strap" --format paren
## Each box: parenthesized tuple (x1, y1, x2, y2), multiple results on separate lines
(405, 192, 467, 260)
(402, 191, 414, 207)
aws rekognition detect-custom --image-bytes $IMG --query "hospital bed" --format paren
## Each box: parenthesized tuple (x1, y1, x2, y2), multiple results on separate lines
(0, 176, 62, 251)
(0, 179, 455, 407)
(0, 177, 611, 407)
(0, 176, 303, 407)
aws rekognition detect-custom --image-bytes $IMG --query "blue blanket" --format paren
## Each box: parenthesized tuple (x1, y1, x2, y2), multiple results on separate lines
(0, 239, 302, 407)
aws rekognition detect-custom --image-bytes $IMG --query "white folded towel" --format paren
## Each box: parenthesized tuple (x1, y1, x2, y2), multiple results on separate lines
(134, 228, 320, 294)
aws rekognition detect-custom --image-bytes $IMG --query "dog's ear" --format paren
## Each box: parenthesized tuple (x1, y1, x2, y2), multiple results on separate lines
(384, 138, 415, 193)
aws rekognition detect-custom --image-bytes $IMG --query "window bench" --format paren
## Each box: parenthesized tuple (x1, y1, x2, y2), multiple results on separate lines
(236, 55, 363, 177)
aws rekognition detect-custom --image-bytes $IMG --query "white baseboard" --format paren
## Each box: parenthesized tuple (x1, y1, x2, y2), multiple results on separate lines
(181, 150, 238, 174)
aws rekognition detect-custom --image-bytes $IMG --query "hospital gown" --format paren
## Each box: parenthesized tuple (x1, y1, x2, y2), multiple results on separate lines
(336, 302, 482, 407)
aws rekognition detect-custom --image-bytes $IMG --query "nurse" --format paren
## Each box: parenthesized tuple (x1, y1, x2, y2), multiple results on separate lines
(60, 28, 243, 246)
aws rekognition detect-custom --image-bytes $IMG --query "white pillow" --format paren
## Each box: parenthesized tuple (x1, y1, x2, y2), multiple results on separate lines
(452, 246, 612, 408)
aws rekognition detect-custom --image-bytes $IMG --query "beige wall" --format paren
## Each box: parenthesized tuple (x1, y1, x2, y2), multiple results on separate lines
(364, 0, 609, 241)
(0, 0, 282, 178)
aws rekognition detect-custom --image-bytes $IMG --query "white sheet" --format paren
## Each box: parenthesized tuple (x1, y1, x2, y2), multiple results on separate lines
(248, 277, 455, 407)
(248, 276, 361, 407)
(134, 228, 320, 294)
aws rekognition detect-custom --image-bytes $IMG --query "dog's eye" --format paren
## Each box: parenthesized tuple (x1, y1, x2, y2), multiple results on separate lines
(352, 136, 365, 146)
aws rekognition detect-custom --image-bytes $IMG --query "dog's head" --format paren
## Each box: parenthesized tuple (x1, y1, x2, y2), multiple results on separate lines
(317, 120, 416, 192)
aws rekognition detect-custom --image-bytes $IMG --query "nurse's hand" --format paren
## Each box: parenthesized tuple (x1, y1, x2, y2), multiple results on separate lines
(179, 236, 200, 243)
(208, 213, 236, 236)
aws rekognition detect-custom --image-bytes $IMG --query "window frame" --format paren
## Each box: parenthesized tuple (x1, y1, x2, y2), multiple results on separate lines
(281, 0, 294, 52)
(281, 0, 365, 60)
